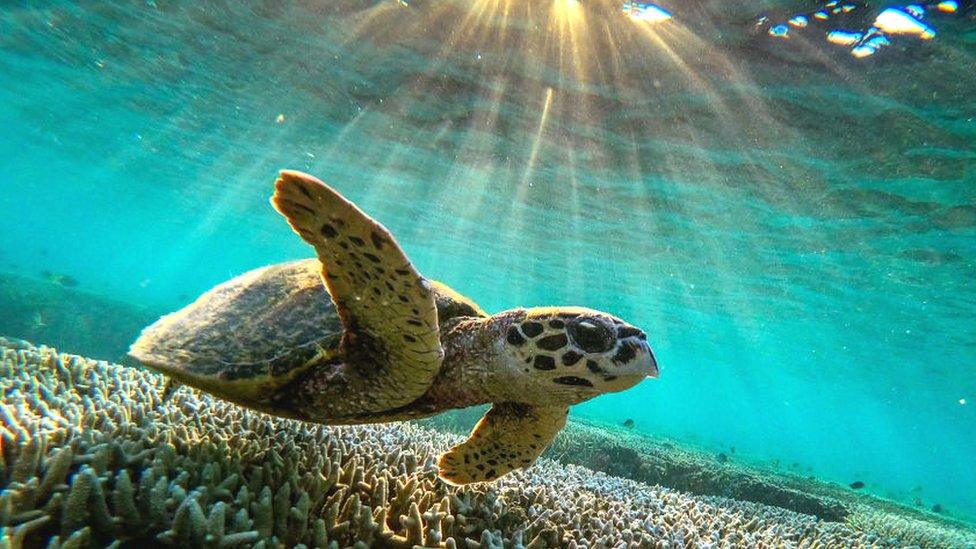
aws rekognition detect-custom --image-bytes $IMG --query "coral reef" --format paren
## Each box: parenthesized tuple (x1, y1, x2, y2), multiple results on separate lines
(422, 407, 850, 520)
(424, 410, 976, 548)
(547, 421, 976, 547)
(0, 272, 156, 364)
(2, 339, 975, 548)
(547, 422, 851, 521)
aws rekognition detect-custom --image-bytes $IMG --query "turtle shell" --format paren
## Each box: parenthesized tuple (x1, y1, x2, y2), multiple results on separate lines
(129, 259, 343, 406)
(129, 258, 486, 411)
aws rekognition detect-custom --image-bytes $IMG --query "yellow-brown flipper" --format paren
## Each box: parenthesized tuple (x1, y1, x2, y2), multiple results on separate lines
(271, 170, 442, 411)
(437, 403, 569, 485)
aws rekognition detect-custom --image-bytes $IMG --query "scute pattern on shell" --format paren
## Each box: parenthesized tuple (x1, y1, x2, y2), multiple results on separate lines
(2, 339, 974, 548)
(129, 259, 344, 379)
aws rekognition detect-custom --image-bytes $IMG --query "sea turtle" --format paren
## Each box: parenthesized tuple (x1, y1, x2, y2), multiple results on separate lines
(129, 170, 658, 485)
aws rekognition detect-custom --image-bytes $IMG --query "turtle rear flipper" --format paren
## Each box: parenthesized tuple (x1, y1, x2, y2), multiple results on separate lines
(272, 170, 443, 411)
(437, 403, 569, 485)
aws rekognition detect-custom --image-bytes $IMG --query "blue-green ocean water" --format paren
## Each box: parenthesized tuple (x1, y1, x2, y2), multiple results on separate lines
(2, 0, 974, 522)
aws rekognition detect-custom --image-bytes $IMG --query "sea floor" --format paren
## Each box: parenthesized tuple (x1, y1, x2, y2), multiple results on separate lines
(2, 339, 974, 548)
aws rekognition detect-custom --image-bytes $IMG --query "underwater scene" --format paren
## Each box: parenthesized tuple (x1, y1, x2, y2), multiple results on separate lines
(2, 0, 975, 547)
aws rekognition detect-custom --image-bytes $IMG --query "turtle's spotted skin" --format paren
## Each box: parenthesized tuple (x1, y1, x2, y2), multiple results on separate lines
(129, 170, 659, 485)
(503, 308, 652, 393)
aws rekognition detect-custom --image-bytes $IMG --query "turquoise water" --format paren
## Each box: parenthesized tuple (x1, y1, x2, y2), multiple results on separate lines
(2, 0, 974, 523)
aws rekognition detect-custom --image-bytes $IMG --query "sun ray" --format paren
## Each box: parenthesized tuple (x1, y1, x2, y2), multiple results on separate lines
(520, 86, 555, 191)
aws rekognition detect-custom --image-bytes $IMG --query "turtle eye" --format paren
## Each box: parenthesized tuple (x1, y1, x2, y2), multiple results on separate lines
(568, 318, 613, 353)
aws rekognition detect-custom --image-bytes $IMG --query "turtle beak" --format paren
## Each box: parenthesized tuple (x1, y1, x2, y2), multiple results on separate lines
(641, 341, 659, 378)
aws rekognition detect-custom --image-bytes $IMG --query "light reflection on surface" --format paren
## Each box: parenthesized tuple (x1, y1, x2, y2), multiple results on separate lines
(758, 0, 967, 57)
(622, 1, 672, 23)
(827, 29, 862, 45)
(874, 7, 936, 38)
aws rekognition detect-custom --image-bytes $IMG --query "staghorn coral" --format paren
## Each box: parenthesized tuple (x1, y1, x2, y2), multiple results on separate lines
(1, 338, 974, 548)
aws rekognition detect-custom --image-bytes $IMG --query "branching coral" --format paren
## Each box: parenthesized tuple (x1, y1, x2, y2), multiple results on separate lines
(845, 507, 976, 549)
(2, 339, 973, 548)
(545, 422, 852, 521)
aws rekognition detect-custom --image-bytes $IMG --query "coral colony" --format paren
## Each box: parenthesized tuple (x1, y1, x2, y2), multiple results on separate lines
(2, 339, 974, 547)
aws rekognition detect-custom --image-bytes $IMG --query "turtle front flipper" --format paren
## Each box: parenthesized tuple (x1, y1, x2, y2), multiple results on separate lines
(437, 403, 569, 485)
(272, 170, 442, 411)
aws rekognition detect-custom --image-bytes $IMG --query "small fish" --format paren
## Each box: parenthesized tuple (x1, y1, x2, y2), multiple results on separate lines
(43, 271, 79, 288)
(849, 481, 865, 490)
(729, 446, 736, 454)
(622, 418, 635, 429)
(716, 452, 729, 464)
(31, 312, 46, 329)
(932, 503, 943, 513)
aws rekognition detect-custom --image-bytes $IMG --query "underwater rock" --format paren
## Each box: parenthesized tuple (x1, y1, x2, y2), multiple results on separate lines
(2, 340, 975, 548)
(0, 272, 157, 363)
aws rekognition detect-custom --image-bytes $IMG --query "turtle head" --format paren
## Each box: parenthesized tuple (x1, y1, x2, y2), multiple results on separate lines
(498, 307, 658, 404)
